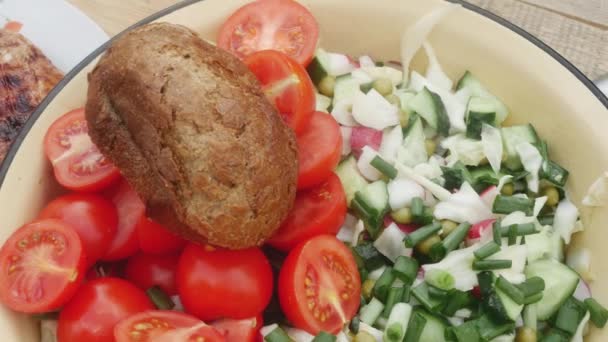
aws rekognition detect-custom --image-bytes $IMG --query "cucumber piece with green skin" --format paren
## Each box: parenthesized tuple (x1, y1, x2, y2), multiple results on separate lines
(352, 180, 389, 238)
(415, 308, 450, 342)
(501, 124, 540, 170)
(524, 259, 580, 320)
(408, 87, 450, 136)
(396, 115, 427, 167)
(486, 288, 524, 321)
(332, 74, 361, 106)
(456, 71, 509, 124)
(335, 156, 368, 206)
(466, 97, 497, 140)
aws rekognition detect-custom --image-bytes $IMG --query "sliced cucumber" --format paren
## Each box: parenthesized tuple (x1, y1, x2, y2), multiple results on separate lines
(416, 309, 450, 342)
(501, 124, 539, 170)
(336, 156, 368, 206)
(524, 259, 580, 320)
(408, 87, 450, 136)
(315, 93, 332, 112)
(333, 74, 361, 106)
(465, 97, 496, 140)
(353, 180, 389, 237)
(394, 89, 416, 112)
(307, 49, 330, 85)
(456, 71, 509, 124)
(396, 115, 427, 167)
(486, 288, 524, 321)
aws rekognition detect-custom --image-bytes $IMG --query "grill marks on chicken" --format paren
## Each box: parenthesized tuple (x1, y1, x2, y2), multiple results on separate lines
(0, 29, 63, 160)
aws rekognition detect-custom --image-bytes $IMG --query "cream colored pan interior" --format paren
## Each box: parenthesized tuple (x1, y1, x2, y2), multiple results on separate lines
(0, 0, 606, 340)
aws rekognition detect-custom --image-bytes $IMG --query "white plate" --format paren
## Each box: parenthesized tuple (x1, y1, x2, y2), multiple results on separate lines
(0, 0, 108, 73)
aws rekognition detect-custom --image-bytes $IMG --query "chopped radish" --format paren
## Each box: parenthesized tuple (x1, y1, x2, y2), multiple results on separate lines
(383, 216, 420, 234)
(573, 279, 592, 301)
(465, 218, 496, 246)
(351, 126, 383, 158)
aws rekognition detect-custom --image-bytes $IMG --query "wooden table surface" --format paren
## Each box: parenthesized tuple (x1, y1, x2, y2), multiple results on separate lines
(68, 0, 607, 79)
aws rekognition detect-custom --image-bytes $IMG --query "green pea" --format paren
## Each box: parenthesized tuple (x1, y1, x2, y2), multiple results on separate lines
(501, 183, 515, 196)
(440, 220, 459, 238)
(362, 279, 376, 300)
(385, 94, 401, 106)
(425, 139, 437, 156)
(373, 78, 393, 96)
(542, 186, 560, 207)
(318, 76, 336, 97)
(416, 234, 442, 255)
(398, 109, 410, 128)
(354, 331, 376, 342)
(515, 327, 537, 342)
(391, 207, 412, 224)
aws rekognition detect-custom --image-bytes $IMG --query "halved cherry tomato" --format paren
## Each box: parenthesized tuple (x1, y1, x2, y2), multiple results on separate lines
(136, 216, 186, 255)
(268, 173, 347, 251)
(212, 315, 262, 342)
(57, 277, 154, 342)
(44, 108, 120, 192)
(103, 179, 144, 261)
(39, 193, 118, 267)
(297, 111, 342, 189)
(0, 219, 86, 313)
(177, 244, 273, 321)
(218, 0, 319, 66)
(114, 310, 225, 342)
(244, 50, 315, 134)
(124, 252, 179, 295)
(278, 235, 361, 334)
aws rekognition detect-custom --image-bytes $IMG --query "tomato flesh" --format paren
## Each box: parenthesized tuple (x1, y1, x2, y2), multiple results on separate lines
(103, 179, 144, 261)
(136, 216, 186, 255)
(58, 277, 154, 342)
(124, 252, 179, 295)
(0, 219, 85, 313)
(269, 173, 347, 251)
(297, 111, 343, 189)
(177, 244, 273, 321)
(39, 193, 118, 267)
(278, 235, 361, 334)
(114, 310, 225, 342)
(218, 0, 319, 66)
(44, 108, 120, 192)
(245, 50, 315, 134)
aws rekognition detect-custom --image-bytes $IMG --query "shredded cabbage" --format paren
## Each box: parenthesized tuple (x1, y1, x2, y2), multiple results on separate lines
(422, 42, 453, 91)
(388, 178, 425, 210)
(285, 327, 314, 342)
(395, 161, 451, 201)
(434, 182, 493, 224)
(481, 123, 503, 173)
(373, 223, 412, 262)
(423, 244, 478, 291)
(352, 89, 400, 130)
(553, 198, 580, 244)
(441, 134, 486, 166)
(490, 244, 527, 284)
(582, 171, 608, 207)
(357, 146, 383, 181)
(331, 99, 358, 126)
(516, 142, 542, 193)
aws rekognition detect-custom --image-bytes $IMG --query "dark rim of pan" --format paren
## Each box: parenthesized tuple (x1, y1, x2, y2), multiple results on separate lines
(0, 0, 606, 187)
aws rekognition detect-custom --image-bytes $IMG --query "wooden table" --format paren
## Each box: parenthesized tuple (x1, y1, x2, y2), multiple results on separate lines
(68, 0, 607, 79)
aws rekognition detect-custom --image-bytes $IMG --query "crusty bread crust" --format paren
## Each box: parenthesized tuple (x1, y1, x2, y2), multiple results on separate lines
(85, 23, 298, 249)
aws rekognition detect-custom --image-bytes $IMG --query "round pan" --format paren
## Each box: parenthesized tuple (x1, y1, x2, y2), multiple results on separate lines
(0, 0, 606, 340)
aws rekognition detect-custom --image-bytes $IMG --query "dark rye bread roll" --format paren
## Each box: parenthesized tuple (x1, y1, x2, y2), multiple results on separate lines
(85, 23, 298, 249)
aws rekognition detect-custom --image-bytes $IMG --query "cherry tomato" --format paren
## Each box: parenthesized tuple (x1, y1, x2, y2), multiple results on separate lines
(244, 50, 315, 134)
(0, 219, 85, 313)
(177, 244, 273, 321)
(103, 179, 144, 261)
(278, 235, 361, 334)
(136, 216, 186, 255)
(43, 108, 120, 192)
(39, 193, 118, 267)
(114, 310, 225, 342)
(296, 111, 342, 189)
(57, 277, 153, 342)
(212, 315, 262, 342)
(268, 173, 347, 251)
(124, 252, 179, 295)
(218, 0, 319, 66)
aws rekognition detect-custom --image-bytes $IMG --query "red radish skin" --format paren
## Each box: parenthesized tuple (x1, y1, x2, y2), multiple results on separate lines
(383, 216, 420, 234)
(350, 127, 382, 158)
(573, 279, 592, 301)
(465, 219, 496, 246)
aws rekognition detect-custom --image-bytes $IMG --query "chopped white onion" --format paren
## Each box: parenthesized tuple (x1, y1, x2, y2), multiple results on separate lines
(285, 327, 314, 342)
(441, 134, 486, 166)
(373, 223, 412, 262)
(553, 198, 580, 244)
(359, 55, 375, 68)
(331, 99, 358, 126)
(434, 182, 494, 224)
(395, 161, 451, 201)
(516, 142, 542, 193)
(260, 324, 280, 338)
(352, 89, 400, 130)
(481, 123, 503, 173)
(357, 146, 383, 181)
(379, 125, 404, 162)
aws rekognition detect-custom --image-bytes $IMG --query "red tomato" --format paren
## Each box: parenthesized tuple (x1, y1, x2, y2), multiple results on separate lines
(244, 50, 315, 134)
(296, 111, 343, 189)
(278, 235, 361, 334)
(124, 252, 179, 295)
(103, 179, 144, 261)
(114, 310, 225, 342)
(136, 216, 186, 255)
(43, 108, 120, 192)
(268, 173, 347, 251)
(39, 193, 118, 267)
(217, 0, 319, 65)
(177, 244, 273, 321)
(212, 315, 262, 342)
(86, 261, 125, 281)
(0, 219, 85, 313)
(57, 277, 154, 342)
